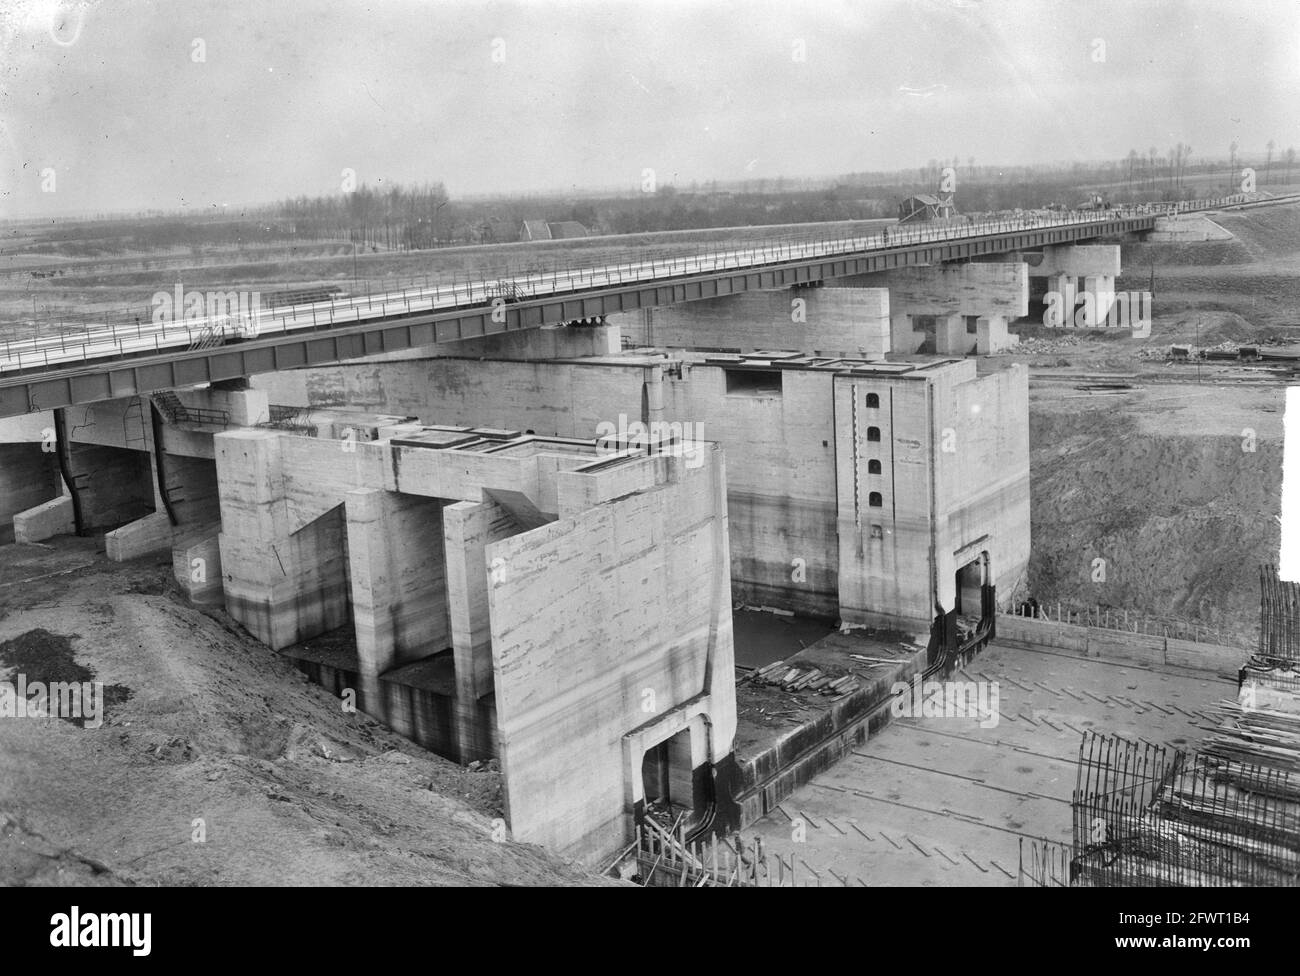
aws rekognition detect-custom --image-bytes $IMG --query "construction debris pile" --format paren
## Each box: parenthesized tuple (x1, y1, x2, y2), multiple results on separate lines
(745, 661, 867, 701)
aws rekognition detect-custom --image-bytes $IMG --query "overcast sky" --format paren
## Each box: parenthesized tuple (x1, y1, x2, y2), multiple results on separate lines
(2, 0, 1298, 216)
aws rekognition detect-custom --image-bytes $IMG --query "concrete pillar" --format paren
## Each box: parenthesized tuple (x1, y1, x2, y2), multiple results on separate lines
(890, 313, 924, 355)
(1080, 275, 1116, 327)
(642, 365, 665, 427)
(975, 315, 1017, 354)
(934, 313, 971, 356)
(196, 387, 270, 427)
(217, 430, 349, 649)
(1043, 274, 1077, 327)
(345, 487, 449, 700)
(1030, 246, 1121, 329)
(443, 497, 520, 761)
(444, 500, 505, 702)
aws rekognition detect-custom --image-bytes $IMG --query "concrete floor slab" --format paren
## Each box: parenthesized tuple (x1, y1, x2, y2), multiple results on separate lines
(744, 639, 1237, 886)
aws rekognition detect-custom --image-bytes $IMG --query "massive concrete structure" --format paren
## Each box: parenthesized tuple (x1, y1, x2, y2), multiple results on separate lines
(215, 423, 736, 860)
(254, 351, 1029, 634)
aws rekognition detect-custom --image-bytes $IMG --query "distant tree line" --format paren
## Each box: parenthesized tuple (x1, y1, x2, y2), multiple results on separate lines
(274, 181, 451, 249)
(18, 146, 1297, 253)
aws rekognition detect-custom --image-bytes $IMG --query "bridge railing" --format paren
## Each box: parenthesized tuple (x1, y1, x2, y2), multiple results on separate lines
(0, 205, 1174, 376)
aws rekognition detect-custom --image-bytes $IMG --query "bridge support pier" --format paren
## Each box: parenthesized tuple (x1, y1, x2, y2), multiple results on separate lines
(217, 431, 351, 649)
(1029, 245, 1121, 327)
(863, 262, 1028, 356)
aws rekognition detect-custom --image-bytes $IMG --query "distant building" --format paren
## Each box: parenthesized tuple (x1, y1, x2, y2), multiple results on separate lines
(898, 193, 957, 223)
(519, 220, 551, 242)
(518, 220, 591, 242)
(546, 221, 590, 239)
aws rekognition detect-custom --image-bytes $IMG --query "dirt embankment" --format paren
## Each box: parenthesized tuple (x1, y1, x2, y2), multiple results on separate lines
(1027, 386, 1283, 644)
(1118, 203, 1300, 330)
(0, 540, 606, 886)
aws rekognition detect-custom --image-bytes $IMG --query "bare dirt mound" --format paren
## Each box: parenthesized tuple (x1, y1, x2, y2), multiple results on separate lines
(0, 542, 608, 887)
(1115, 201, 1300, 331)
(1028, 385, 1283, 644)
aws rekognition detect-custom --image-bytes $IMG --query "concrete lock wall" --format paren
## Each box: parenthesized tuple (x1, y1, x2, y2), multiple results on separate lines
(256, 358, 844, 616)
(252, 354, 1029, 628)
(213, 425, 735, 859)
(669, 366, 840, 617)
(255, 358, 643, 436)
(934, 363, 1031, 611)
(615, 288, 890, 358)
(833, 361, 1030, 629)
(996, 614, 1242, 676)
(486, 446, 734, 862)
(834, 373, 937, 627)
(216, 431, 385, 650)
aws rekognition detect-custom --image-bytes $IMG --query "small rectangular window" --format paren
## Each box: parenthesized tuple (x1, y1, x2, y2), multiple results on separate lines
(724, 369, 782, 396)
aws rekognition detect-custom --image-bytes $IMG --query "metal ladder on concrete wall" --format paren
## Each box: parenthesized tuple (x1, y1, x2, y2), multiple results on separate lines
(122, 397, 148, 449)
